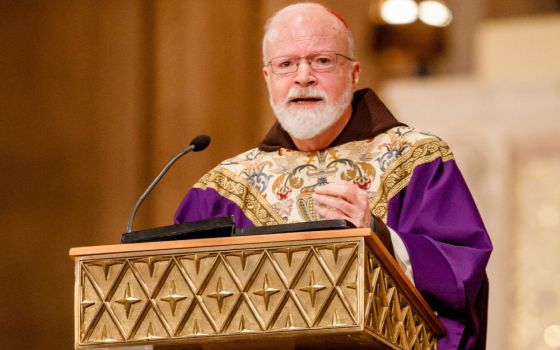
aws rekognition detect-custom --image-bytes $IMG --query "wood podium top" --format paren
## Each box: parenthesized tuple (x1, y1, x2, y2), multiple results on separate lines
(70, 228, 375, 259)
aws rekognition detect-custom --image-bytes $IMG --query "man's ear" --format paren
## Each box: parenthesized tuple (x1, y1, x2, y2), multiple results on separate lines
(263, 67, 270, 84)
(351, 62, 361, 87)
(263, 66, 273, 93)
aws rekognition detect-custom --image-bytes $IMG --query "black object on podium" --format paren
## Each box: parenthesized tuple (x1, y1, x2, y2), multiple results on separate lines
(234, 219, 355, 236)
(121, 216, 235, 243)
(121, 217, 356, 244)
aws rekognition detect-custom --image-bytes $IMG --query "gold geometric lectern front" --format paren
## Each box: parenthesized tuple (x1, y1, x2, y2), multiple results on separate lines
(69, 228, 445, 349)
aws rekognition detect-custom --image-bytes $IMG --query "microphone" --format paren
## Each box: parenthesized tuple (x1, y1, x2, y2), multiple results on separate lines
(126, 134, 211, 233)
(190, 134, 211, 152)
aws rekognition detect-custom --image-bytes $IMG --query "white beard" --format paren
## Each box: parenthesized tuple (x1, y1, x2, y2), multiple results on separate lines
(270, 80, 354, 140)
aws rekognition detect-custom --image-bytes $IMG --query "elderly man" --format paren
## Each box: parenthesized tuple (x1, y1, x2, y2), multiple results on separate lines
(175, 3, 492, 349)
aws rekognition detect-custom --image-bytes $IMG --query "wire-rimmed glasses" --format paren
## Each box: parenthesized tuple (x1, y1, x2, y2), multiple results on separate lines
(266, 51, 354, 75)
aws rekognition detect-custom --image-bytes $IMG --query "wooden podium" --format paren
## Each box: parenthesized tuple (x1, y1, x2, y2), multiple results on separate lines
(69, 228, 445, 349)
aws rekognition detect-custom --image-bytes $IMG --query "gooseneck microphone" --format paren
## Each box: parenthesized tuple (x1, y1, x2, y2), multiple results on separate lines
(126, 134, 211, 233)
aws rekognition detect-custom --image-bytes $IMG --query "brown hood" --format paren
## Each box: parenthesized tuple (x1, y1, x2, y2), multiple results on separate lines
(258, 88, 406, 151)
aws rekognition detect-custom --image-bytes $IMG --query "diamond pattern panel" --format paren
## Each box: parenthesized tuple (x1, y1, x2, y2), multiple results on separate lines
(198, 257, 241, 332)
(85, 306, 124, 343)
(153, 262, 195, 334)
(269, 295, 309, 330)
(246, 256, 287, 327)
(292, 252, 334, 325)
(84, 259, 126, 300)
(130, 306, 170, 341)
(76, 239, 438, 349)
(80, 272, 103, 340)
(316, 293, 355, 328)
(316, 243, 357, 281)
(269, 246, 311, 285)
(130, 256, 172, 296)
(178, 252, 217, 293)
(364, 251, 438, 350)
(223, 249, 264, 288)
(224, 298, 263, 333)
(107, 266, 148, 338)
(177, 301, 216, 337)
(338, 255, 359, 318)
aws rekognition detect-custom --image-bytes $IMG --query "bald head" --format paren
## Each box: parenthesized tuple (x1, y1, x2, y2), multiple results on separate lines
(262, 3, 355, 64)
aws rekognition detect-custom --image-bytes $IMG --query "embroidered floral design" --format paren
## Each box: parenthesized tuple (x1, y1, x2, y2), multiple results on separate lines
(276, 186, 292, 200)
(272, 198, 294, 220)
(200, 127, 453, 225)
(222, 148, 261, 165)
(240, 161, 273, 193)
(353, 175, 372, 190)
(376, 129, 414, 171)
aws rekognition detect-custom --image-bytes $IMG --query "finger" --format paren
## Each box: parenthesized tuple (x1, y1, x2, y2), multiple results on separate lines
(315, 204, 362, 227)
(314, 203, 351, 221)
(313, 182, 358, 202)
(312, 192, 353, 216)
(314, 183, 369, 207)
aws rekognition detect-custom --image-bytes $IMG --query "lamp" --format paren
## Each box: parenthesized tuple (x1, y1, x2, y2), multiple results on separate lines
(380, 0, 418, 25)
(419, 0, 453, 27)
(374, 0, 453, 27)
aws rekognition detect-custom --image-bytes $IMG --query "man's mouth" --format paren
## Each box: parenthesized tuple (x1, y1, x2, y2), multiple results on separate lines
(288, 97, 324, 106)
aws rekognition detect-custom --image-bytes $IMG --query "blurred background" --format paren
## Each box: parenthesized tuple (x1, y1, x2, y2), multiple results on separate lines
(1, 0, 560, 349)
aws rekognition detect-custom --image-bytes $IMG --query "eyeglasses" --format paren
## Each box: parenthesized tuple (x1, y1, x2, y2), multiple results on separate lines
(266, 51, 354, 76)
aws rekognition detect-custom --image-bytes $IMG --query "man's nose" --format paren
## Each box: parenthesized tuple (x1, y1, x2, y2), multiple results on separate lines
(293, 60, 317, 87)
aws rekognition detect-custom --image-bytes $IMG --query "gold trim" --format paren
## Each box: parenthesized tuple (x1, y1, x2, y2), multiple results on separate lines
(194, 167, 283, 226)
(370, 138, 453, 220)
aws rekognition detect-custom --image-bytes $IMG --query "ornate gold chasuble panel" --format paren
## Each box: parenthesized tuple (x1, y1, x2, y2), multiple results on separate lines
(195, 127, 453, 226)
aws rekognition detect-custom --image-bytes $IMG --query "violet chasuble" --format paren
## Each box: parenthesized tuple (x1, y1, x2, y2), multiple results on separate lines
(175, 89, 492, 349)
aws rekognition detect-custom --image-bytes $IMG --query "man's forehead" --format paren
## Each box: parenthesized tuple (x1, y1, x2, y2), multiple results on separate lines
(274, 10, 345, 38)
(269, 35, 341, 55)
(267, 13, 347, 55)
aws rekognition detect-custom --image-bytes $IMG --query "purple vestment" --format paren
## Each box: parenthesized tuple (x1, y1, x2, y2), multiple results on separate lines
(386, 158, 491, 349)
(175, 156, 492, 349)
(175, 89, 492, 349)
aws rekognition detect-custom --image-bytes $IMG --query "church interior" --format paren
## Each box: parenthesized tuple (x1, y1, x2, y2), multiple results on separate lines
(1, 0, 559, 349)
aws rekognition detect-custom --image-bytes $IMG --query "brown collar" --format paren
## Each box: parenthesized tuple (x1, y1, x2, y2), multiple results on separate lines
(258, 88, 406, 151)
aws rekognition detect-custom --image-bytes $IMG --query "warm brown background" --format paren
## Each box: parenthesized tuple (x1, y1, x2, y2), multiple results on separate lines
(1, 1, 558, 349)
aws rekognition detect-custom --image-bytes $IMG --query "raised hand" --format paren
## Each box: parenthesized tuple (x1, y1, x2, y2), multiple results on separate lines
(311, 181, 372, 228)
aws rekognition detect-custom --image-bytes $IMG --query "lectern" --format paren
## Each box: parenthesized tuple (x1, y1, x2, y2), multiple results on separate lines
(69, 228, 445, 349)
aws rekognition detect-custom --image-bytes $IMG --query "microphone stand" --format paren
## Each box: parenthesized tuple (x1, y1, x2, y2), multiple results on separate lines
(126, 144, 196, 233)
(122, 134, 236, 244)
